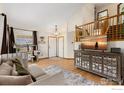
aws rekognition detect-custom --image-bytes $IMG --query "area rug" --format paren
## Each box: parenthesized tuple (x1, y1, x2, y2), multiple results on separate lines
(43, 65, 100, 85)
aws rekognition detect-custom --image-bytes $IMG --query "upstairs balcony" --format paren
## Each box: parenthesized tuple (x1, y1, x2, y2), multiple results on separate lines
(75, 14, 124, 42)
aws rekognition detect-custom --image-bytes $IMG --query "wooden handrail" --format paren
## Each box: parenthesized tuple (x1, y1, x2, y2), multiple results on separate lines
(77, 14, 123, 28)
(75, 13, 124, 42)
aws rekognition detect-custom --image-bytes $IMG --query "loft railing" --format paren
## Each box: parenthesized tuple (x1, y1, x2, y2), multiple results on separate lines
(75, 14, 124, 42)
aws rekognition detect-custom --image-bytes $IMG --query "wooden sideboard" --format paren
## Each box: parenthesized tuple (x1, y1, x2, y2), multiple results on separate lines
(74, 50, 124, 84)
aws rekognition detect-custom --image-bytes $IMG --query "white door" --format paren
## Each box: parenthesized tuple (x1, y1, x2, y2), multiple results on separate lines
(58, 37, 64, 58)
(48, 37, 57, 57)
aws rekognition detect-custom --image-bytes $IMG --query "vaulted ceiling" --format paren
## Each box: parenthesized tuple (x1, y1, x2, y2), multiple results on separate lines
(0, 3, 111, 31)
(0, 3, 85, 30)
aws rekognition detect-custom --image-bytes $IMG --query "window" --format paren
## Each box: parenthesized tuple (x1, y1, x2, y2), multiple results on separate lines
(14, 30, 33, 46)
(14, 29, 33, 52)
(0, 15, 5, 53)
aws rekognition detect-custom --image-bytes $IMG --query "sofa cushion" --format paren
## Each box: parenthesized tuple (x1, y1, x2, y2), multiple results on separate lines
(12, 64, 18, 76)
(12, 58, 29, 75)
(0, 54, 28, 68)
(6, 60, 14, 67)
(0, 63, 13, 75)
(12, 58, 36, 82)
(16, 56, 28, 70)
(0, 75, 33, 85)
(28, 64, 46, 78)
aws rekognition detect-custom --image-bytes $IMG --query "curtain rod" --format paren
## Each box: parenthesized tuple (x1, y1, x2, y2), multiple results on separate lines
(12, 27, 37, 32)
(0, 13, 6, 16)
(0, 13, 5, 16)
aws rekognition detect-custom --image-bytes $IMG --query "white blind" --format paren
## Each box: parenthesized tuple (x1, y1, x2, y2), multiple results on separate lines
(14, 29, 33, 45)
(0, 15, 4, 54)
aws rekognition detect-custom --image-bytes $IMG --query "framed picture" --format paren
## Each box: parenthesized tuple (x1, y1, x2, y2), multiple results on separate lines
(117, 3, 124, 24)
(94, 9, 108, 30)
(97, 9, 108, 20)
(39, 36, 45, 44)
(118, 3, 124, 15)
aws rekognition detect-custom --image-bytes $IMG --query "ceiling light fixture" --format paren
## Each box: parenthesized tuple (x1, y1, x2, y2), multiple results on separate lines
(54, 25, 60, 36)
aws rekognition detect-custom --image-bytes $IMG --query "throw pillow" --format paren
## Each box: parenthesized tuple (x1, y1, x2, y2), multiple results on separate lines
(12, 58, 36, 82)
(0, 63, 13, 75)
(16, 56, 28, 70)
(0, 75, 33, 85)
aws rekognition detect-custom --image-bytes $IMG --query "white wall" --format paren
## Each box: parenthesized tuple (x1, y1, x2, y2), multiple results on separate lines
(108, 41, 124, 54)
(37, 28, 49, 58)
(66, 31, 75, 58)
(58, 23, 68, 58)
(68, 4, 95, 32)
(0, 4, 4, 13)
(65, 4, 95, 58)
(96, 3, 118, 16)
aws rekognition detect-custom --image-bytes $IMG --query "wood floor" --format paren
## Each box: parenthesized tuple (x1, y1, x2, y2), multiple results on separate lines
(34, 57, 117, 85)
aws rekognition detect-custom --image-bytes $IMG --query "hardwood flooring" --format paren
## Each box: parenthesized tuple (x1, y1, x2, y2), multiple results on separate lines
(32, 57, 117, 85)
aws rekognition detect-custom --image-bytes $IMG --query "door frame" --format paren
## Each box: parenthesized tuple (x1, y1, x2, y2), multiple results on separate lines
(48, 36, 64, 58)
(48, 36, 57, 58)
(58, 36, 64, 58)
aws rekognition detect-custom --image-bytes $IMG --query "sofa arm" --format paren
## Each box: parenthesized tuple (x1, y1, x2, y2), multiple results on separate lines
(28, 71, 65, 85)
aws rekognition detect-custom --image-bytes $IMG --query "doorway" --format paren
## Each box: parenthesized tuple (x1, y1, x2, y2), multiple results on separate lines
(48, 36, 57, 57)
(58, 36, 64, 58)
(48, 36, 64, 58)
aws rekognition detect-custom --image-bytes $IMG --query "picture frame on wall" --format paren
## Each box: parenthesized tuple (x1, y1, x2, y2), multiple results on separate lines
(39, 36, 45, 44)
(94, 9, 108, 30)
(117, 3, 124, 24)
(118, 3, 124, 15)
(97, 9, 108, 20)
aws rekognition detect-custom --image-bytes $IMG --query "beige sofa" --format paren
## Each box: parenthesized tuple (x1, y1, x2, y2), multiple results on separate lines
(0, 54, 65, 85)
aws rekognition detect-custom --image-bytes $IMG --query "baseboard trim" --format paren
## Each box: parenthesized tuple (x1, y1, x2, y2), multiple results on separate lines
(39, 57, 49, 60)
(64, 58, 74, 60)
(38, 57, 74, 60)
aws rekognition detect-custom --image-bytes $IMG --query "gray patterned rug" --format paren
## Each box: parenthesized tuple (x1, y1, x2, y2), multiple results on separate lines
(43, 65, 100, 85)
